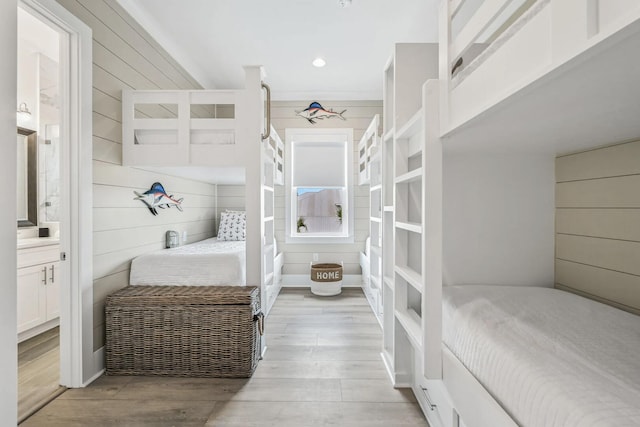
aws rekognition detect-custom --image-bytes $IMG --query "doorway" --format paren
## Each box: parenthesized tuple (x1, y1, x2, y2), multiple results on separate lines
(16, 0, 93, 422)
(16, 5, 65, 422)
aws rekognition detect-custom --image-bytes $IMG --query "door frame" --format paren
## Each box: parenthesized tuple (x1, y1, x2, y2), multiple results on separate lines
(19, 0, 94, 387)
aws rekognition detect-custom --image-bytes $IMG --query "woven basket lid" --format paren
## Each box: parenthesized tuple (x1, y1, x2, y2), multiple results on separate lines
(106, 285, 259, 306)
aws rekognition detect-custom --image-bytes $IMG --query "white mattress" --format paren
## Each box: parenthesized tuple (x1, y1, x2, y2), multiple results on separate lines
(443, 285, 640, 427)
(129, 238, 245, 286)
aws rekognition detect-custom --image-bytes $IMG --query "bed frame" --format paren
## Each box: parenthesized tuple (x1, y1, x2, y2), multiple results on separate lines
(121, 66, 283, 323)
(383, 2, 640, 426)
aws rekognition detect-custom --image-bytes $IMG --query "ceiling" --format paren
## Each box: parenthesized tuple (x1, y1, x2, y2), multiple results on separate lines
(117, 0, 440, 100)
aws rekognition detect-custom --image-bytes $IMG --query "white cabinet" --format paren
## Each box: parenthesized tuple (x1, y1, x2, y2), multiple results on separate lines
(17, 243, 60, 340)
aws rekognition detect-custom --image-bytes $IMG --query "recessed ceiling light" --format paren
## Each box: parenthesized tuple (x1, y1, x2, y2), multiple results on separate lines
(338, 0, 352, 7)
(312, 57, 326, 68)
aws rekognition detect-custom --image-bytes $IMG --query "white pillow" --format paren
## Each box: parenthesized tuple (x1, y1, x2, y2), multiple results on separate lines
(218, 211, 246, 241)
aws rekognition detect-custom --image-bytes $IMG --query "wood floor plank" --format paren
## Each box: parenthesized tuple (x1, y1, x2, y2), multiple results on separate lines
(18, 327, 61, 421)
(20, 399, 214, 427)
(252, 360, 389, 380)
(204, 401, 427, 426)
(24, 288, 427, 426)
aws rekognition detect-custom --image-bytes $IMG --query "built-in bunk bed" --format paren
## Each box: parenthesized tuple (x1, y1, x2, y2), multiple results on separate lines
(121, 66, 284, 317)
(378, 2, 640, 427)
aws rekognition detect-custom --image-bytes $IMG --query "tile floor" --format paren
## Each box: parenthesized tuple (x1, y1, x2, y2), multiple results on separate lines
(22, 288, 428, 426)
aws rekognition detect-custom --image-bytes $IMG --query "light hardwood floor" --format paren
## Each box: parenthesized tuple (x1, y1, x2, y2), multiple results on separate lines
(18, 326, 65, 423)
(22, 288, 428, 426)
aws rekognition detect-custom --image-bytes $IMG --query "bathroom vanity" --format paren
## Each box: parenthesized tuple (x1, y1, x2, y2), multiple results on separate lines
(17, 238, 60, 342)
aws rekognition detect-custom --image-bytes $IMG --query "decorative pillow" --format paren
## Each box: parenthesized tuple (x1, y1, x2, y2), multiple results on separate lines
(218, 211, 246, 241)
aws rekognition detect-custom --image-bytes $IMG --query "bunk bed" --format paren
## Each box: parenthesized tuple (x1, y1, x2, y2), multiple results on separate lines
(121, 66, 284, 316)
(377, 2, 640, 426)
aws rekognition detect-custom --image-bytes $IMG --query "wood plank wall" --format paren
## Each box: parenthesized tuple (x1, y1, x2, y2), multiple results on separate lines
(555, 139, 640, 314)
(273, 100, 383, 276)
(57, 0, 217, 350)
(216, 185, 245, 233)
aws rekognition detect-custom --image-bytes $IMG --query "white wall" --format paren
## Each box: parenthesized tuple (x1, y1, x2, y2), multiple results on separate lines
(443, 151, 555, 287)
(1, 0, 18, 423)
(56, 0, 218, 351)
(272, 101, 383, 277)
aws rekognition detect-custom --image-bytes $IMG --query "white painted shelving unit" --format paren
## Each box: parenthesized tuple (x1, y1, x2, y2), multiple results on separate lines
(358, 115, 383, 324)
(379, 44, 444, 422)
(263, 126, 284, 315)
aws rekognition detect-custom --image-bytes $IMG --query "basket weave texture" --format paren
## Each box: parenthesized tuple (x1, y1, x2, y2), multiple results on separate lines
(105, 285, 261, 378)
(310, 263, 343, 282)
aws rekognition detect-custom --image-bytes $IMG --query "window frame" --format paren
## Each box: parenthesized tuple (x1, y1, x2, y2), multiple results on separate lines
(285, 128, 354, 244)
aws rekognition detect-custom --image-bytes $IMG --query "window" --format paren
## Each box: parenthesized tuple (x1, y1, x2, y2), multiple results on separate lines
(285, 128, 354, 243)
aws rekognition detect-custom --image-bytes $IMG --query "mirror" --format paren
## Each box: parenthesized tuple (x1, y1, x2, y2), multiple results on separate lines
(17, 127, 37, 227)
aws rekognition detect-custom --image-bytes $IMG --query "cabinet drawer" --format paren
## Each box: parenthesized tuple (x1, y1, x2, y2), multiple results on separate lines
(17, 245, 60, 268)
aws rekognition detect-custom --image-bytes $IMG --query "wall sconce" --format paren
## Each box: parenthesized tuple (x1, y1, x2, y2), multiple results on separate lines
(17, 102, 33, 128)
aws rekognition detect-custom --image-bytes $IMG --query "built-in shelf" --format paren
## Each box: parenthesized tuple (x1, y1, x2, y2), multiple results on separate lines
(395, 221, 422, 234)
(264, 244, 275, 253)
(384, 206, 394, 212)
(395, 168, 423, 184)
(395, 265, 423, 292)
(395, 108, 423, 140)
(263, 216, 274, 223)
(263, 185, 274, 193)
(395, 309, 422, 350)
(362, 113, 384, 325)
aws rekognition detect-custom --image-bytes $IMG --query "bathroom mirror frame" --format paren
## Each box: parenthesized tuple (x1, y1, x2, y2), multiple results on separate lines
(18, 126, 37, 228)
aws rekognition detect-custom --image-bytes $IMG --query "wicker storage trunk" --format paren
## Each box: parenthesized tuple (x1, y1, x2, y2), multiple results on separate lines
(105, 285, 263, 377)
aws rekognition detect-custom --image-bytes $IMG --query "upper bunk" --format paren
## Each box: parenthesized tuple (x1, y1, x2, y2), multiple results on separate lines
(440, 0, 640, 154)
(121, 65, 283, 185)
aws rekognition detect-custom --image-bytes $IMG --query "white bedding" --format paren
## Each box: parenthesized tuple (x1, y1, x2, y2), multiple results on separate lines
(129, 238, 245, 286)
(443, 285, 640, 427)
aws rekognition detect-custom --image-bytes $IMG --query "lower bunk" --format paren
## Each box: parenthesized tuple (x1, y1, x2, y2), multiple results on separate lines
(128, 235, 283, 315)
(415, 285, 640, 427)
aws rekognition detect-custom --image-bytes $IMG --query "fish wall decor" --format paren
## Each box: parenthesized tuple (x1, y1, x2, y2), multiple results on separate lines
(296, 102, 346, 124)
(134, 182, 184, 216)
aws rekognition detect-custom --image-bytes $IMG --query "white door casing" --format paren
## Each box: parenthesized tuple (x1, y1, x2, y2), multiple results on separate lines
(19, 0, 94, 387)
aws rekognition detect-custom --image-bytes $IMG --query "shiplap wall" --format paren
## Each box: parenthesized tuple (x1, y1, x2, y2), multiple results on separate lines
(216, 185, 245, 234)
(273, 101, 382, 276)
(57, 0, 217, 350)
(555, 139, 640, 314)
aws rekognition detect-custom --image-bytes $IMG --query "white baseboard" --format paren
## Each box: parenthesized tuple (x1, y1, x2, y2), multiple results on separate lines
(282, 274, 363, 287)
(18, 318, 60, 343)
(83, 347, 105, 387)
